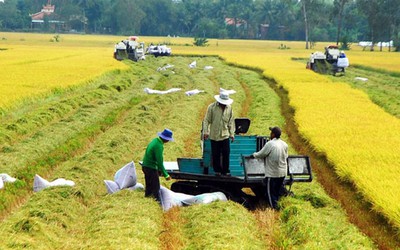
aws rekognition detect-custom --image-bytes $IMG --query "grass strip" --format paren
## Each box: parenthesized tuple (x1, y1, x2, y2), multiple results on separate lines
(352, 64, 400, 78)
(181, 202, 267, 249)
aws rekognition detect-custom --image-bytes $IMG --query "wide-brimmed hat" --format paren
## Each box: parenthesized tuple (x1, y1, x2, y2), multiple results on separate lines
(214, 92, 233, 105)
(158, 128, 174, 141)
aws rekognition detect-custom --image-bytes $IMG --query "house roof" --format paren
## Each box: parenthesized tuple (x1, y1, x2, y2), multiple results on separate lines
(30, 3, 55, 21)
(224, 17, 247, 26)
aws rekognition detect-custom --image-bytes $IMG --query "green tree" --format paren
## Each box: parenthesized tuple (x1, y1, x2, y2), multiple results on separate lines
(0, 0, 24, 30)
(254, 0, 295, 40)
(333, 0, 349, 45)
(81, 0, 105, 33)
(105, 0, 145, 35)
(138, 0, 176, 36)
(226, 0, 253, 38)
(357, 0, 386, 51)
(381, 0, 400, 51)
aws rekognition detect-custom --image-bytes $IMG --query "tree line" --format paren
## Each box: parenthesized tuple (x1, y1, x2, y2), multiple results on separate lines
(0, 0, 399, 50)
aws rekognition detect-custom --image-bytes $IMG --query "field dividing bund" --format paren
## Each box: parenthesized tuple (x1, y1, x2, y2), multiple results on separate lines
(0, 56, 375, 249)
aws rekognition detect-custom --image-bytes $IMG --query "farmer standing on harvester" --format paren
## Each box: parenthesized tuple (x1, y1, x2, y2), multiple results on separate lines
(203, 92, 235, 176)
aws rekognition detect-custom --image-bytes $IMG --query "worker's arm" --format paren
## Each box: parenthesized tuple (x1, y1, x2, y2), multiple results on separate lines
(253, 141, 272, 158)
(155, 143, 170, 179)
(228, 108, 235, 142)
(203, 105, 212, 140)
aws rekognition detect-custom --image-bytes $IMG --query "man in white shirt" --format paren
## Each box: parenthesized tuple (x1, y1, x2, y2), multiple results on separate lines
(252, 126, 288, 210)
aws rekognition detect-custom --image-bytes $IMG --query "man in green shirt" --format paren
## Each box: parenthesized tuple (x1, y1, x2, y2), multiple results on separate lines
(203, 92, 235, 176)
(142, 129, 173, 202)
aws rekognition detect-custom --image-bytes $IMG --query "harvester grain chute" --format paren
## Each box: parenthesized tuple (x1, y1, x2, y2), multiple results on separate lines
(306, 45, 349, 75)
(167, 118, 313, 209)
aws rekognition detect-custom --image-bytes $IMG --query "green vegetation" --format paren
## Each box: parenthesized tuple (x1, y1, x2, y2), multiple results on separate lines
(339, 35, 351, 50)
(0, 56, 375, 249)
(278, 44, 291, 50)
(193, 37, 209, 47)
(2, 0, 400, 48)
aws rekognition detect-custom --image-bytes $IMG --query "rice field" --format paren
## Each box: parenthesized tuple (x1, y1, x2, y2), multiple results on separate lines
(1, 32, 399, 247)
(0, 33, 128, 110)
(176, 41, 400, 232)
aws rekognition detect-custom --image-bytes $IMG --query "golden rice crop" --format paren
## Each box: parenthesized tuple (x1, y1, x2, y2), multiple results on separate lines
(346, 50, 400, 72)
(0, 33, 128, 109)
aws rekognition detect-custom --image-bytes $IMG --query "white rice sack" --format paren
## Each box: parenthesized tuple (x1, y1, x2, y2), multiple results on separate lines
(144, 87, 181, 95)
(220, 88, 236, 95)
(33, 174, 75, 192)
(0, 173, 17, 183)
(104, 180, 120, 194)
(159, 186, 194, 211)
(128, 182, 145, 191)
(33, 174, 50, 192)
(355, 77, 368, 82)
(49, 178, 75, 187)
(114, 161, 137, 189)
(337, 57, 349, 67)
(0, 178, 3, 189)
(189, 61, 197, 68)
(182, 192, 227, 205)
(185, 89, 205, 96)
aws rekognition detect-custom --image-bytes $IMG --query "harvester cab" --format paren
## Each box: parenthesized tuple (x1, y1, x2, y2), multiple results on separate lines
(167, 118, 313, 208)
(307, 45, 349, 75)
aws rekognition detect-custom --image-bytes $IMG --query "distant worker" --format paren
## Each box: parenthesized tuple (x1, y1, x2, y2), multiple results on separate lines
(251, 126, 288, 210)
(127, 36, 138, 53)
(142, 129, 173, 202)
(203, 92, 235, 176)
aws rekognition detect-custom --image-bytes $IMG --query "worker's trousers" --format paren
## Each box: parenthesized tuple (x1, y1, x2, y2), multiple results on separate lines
(264, 176, 285, 210)
(142, 166, 161, 202)
(210, 138, 230, 175)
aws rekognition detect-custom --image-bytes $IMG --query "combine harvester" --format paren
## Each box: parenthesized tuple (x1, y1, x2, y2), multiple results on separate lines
(146, 44, 172, 57)
(167, 118, 313, 208)
(113, 36, 145, 62)
(113, 36, 172, 61)
(306, 45, 349, 75)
